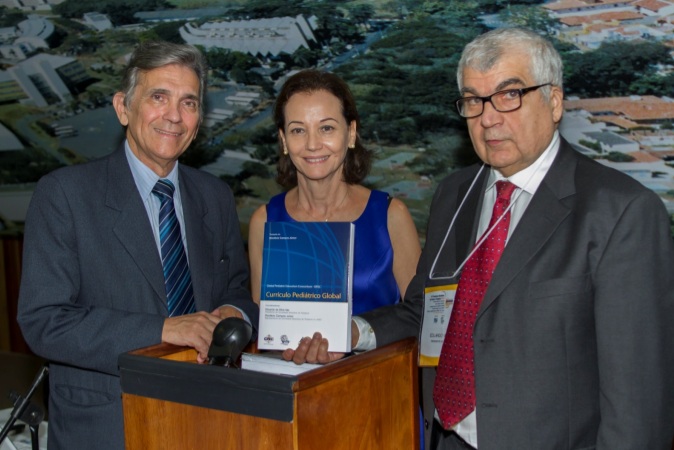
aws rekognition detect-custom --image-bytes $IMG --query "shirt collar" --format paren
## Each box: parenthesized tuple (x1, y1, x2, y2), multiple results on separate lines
(124, 141, 180, 201)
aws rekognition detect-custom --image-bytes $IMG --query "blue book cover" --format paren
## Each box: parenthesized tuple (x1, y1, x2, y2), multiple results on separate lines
(258, 221, 355, 352)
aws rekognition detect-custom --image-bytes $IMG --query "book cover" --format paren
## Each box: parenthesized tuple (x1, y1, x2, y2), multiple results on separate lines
(258, 221, 355, 352)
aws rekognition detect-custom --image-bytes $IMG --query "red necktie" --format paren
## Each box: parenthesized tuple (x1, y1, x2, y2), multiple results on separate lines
(433, 180, 517, 428)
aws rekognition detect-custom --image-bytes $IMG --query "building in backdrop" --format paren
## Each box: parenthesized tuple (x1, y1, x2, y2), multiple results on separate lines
(180, 14, 319, 58)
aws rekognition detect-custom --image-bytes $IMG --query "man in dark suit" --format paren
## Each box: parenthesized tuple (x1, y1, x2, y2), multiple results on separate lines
(17, 41, 258, 450)
(288, 28, 674, 449)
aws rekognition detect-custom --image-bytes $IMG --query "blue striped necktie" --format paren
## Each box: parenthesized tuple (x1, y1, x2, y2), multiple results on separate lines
(152, 179, 196, 317)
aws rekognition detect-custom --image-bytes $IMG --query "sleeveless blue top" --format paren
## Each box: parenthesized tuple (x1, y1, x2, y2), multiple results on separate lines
(266, 190, 400, 315)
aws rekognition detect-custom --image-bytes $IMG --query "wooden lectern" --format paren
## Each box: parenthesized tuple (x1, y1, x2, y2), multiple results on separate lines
(119, 337, 419, 450)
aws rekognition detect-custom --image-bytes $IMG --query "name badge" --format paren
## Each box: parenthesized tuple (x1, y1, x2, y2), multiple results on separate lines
(419, 284, 457, 366)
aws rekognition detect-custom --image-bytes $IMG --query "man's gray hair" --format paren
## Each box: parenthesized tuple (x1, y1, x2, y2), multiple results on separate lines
(119, 40, 208, 116)
(457, 27, 563, 99)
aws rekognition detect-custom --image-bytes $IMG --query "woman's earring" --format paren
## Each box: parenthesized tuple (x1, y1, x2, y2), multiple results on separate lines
(348, 144, 355, 149)
(283, 146, 288, 155)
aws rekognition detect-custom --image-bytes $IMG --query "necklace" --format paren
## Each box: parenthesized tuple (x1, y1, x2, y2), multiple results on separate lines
(298, 186, 350, 222)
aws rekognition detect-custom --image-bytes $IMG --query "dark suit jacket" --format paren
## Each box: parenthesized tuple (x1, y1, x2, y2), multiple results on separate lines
(361, 140, 674, 449)
(17, 146, 259, 450)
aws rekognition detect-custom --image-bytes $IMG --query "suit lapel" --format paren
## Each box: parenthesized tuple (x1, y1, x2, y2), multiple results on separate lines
(479, 141, 578, 315)
(428, 165, 486, 280)
(456, 168, 488, 270)
(105, 147, 167, 306)
(179, 168, 214, 311)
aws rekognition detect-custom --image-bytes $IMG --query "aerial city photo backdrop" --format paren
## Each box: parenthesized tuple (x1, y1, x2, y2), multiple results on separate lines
(1, 0, 674, 243)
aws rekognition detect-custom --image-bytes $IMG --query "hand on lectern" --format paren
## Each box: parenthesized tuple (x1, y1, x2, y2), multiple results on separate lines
(162, 311, 223, 362)
(282, 321, 360, 364)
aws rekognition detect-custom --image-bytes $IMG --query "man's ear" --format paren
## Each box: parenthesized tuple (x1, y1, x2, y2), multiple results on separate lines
(550, 85, 564, 124)
(112, 92, 129, 126)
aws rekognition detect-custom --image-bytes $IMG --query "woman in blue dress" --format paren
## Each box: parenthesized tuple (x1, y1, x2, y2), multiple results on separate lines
(248, 70, 424, 448)
(248, 69, 421, 323)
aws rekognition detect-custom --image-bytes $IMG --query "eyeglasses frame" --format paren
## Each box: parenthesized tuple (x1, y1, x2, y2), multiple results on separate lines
(455, 83, 553, 119)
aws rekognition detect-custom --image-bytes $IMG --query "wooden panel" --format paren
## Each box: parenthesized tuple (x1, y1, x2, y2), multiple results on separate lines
(123, 394, 296, 450)
(131, 343, 197, 363)
(295, 349, 418, 450)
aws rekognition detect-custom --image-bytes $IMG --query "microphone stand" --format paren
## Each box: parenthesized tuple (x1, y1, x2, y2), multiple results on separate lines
(0, 364, 48, 450)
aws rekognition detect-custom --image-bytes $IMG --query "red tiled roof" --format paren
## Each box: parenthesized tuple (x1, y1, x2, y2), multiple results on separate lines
(633, 0, 671, 12)
(613, 26, 642, 36)
(585, 23, 617, 32)
(545, 0, 591, 11)
(559, 10, 644, 25)
(564, 96, 674, 121)
(545, 0, 634, 10)
(627, 151, 662, 162)
(597, 115, 642, 129)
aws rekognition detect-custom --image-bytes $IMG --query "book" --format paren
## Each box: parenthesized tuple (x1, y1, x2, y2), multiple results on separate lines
(257, 221, 355, 353)
(241, 352, 323, 376)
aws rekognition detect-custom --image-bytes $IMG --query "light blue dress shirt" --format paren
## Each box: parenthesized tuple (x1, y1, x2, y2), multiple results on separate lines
(124, 142, 188, 258)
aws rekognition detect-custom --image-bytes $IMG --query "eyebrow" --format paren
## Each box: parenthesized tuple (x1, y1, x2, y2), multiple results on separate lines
(287, 117, 339, 126)
(182, 94, 199, 103)
(148, 88, 170, 97)
(460, 77, 526, 96)
(147, 88, 199, 103)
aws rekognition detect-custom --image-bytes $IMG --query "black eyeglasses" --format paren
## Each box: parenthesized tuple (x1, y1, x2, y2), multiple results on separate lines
(455, 83, 552, 118)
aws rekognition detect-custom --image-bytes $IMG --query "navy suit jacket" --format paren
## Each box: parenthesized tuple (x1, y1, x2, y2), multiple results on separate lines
(361, 140, 674, 449)
(18, 146, 258, 450)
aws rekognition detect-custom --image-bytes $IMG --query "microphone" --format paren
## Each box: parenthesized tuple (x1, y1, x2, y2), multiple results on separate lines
(207, 317, 253, 367)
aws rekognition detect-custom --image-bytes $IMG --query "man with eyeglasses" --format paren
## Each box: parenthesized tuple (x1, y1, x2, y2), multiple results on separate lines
(287, 27, 674, 450)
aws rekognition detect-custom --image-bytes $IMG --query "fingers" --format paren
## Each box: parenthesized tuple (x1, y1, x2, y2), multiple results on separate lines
(281, 332, 348, 365)
(289, 333, 330, 364)
(304, 333, 331, 364)
(282, 348, 295, 361)
(161, 311, 222, 356)
(298, 333, 321, 364)
(290, 335, 314, 364)
(279, 335, 316, 364)
(315, 338, 332, 364)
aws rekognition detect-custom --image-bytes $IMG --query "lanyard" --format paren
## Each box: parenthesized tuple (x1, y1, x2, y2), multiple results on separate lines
(428, 153, 548, 280)
(428, 164, 486, 281)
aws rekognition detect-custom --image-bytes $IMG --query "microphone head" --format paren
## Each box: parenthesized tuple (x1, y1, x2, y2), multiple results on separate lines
(207, 317, 253, 367)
